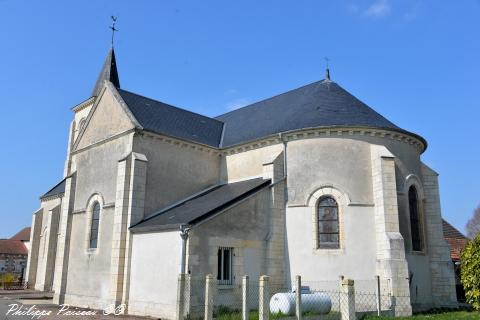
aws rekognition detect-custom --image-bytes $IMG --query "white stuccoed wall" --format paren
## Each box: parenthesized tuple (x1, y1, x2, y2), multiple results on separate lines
(128, 231, 182, 319)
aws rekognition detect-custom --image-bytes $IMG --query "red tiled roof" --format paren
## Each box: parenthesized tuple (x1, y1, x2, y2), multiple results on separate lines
(10, 227, 31, 241)
(443, 219, 468, 261)
(0, 239, 28, 255)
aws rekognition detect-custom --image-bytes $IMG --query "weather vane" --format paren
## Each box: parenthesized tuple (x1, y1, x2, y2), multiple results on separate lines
(110, 16, 118, 47)
(325, 56, 331, 81)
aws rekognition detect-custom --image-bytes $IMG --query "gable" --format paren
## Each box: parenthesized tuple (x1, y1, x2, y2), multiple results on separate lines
(75, 84, 138, 151)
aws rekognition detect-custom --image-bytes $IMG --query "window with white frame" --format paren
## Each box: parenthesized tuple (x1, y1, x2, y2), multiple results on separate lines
(217, 247, 233, 285)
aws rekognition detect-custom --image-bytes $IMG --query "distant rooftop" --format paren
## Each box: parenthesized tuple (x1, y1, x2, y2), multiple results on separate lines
(0, 239, 28, 255)
(10, 227, 30, 242)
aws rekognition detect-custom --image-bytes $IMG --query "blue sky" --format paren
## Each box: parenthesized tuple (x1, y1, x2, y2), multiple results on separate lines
(0, 0, 478, 238)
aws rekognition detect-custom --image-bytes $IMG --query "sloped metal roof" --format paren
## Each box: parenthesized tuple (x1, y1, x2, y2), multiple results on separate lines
(130, 178, 271, 232)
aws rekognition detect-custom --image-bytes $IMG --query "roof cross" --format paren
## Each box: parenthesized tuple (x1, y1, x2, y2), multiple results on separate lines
(110, 16, 118, 47)
(325, 57, 331, 81)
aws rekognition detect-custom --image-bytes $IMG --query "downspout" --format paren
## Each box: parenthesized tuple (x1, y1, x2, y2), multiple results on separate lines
(180, 224, 190, 274)
(279, 133, 288, 200)
(278, 133, 287, 178)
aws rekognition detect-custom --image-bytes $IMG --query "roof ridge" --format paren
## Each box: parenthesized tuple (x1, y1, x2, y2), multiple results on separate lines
(118, 88, 224, 125)
(215, 79, 330, 119)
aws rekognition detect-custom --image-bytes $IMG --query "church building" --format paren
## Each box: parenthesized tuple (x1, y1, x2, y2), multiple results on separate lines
(26, 48, 457, 318)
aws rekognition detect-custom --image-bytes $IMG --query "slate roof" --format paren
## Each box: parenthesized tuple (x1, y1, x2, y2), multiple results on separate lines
(115, 80, 426, 149)
(10, 227, 31, 242)
(92, 48, 120, 97)
(0, 240, 28, 255)
(119, 89, 224, 147)
(88, 49, 425, 149)
(130, 178, 271, 232)
(216, 80, 425, 147)
(40, 178, 66, 200)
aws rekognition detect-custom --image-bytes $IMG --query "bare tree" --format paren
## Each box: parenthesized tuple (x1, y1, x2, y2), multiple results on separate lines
(466, 205, 480, 239)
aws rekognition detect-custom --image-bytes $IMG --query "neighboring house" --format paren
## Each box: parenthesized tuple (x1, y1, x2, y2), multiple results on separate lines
(10, 227, 31, 252)
(0, 237, 28, 277)
(26, 48, 457, 318)
(442, 219, 469, 302)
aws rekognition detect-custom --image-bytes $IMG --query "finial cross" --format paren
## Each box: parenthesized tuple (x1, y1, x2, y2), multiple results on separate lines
(324, 56, 331, 80)
(110, 16, 118, 47)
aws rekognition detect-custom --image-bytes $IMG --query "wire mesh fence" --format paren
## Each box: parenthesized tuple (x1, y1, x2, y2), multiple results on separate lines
(0, 280, 28, 290)
(180, 277, 373, 320)
(179, 275, 464, 320)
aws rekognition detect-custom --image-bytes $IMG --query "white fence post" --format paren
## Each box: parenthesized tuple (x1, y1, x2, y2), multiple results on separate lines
(259, 275, 270, 320)
(386, 278, 396, 316)
(242, 275, 249, 320)
(340, 278, 356, 320)
(295, 275, 302, 320)
(176, 274, 186, 320)
(205, 274, 215, 320)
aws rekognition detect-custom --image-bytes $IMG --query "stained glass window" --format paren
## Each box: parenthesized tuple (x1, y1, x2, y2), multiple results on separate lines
(409, 186, 423, 251)
(89, 202, 100, 249)
(318, 197, 340, 249)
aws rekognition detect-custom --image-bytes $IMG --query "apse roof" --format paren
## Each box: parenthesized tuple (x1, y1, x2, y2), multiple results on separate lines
(215, 80, 422, 147)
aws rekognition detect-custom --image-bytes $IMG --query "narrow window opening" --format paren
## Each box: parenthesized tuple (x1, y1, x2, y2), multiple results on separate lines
(217, 247, 233, 285)
(89, 202, 100, 249)
(409, 186, 423, 251)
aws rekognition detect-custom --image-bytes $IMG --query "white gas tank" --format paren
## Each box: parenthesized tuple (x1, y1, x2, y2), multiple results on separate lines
(269, 292, 332, 315)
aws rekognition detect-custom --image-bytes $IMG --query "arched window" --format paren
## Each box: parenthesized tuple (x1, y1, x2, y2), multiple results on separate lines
(89, 202, 101, 249)
(79, 118, 86, 132)
(408, 186, 423, 251)
(318, 197, 339, 249)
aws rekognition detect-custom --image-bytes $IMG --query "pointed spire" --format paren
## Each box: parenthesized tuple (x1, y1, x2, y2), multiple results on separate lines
(91, 48, 120, 97)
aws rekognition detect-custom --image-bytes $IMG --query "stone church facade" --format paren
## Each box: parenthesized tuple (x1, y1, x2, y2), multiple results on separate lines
(26, 49, 457, 318)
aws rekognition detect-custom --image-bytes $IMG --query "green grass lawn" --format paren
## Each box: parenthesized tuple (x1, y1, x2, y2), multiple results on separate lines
(214, 310, 479, 320)
(364, 311, 480, 320)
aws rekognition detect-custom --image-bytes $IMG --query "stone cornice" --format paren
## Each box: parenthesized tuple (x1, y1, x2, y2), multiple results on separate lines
(71, 128, 135, 155)
(221, 127, 426, 156)
(140, 130, 223, 156)
(71, 97, 95, 113)
(72, 202, 115, 214)
(136, 125, 425, 158)
(40, 193, 64, 202)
